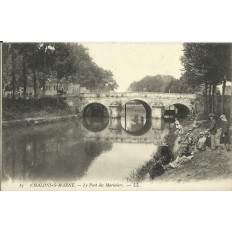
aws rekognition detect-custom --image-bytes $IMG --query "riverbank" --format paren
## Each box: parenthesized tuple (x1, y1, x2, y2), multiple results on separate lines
(2, 97, 73, 119)
(128, 117, 232, 182)
(2, 97, 81, 129)
(2, 114, 80, 129)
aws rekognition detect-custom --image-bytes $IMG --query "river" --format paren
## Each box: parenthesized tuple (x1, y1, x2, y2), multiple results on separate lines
(2, 114, 174, 186)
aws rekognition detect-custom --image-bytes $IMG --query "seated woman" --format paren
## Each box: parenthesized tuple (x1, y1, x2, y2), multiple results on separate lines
(183, 129, 194, 145)
(149, 156, 165, 179)
(196, 132, 206, 151)
(169, 149, 194, 169)
(174, 122, 184, 135)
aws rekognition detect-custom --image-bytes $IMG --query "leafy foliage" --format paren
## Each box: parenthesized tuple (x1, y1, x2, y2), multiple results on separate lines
(2, 42, 118, 97)
(181, 43, 232, 114)
(181, 43, 231, 87)
(127, 75, 183, 93)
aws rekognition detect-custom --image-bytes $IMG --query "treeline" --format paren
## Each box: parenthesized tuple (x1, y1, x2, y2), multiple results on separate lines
(2, 43, 118, 99)
(181, 43, 232, 114)
(127, 75, 194, 93)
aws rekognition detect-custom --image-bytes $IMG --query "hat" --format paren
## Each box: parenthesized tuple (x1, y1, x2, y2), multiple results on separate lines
(208, 113, 215, 117)
(220, 115, 226, 119)
(188, 129, 193, 132)
(200, 132, 204, 135)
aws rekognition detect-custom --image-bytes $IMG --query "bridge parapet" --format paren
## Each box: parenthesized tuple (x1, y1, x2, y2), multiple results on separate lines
(80, 92, 196, 100)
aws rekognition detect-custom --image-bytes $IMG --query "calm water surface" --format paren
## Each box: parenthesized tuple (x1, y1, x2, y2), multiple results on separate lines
(2, 115, 172, 183)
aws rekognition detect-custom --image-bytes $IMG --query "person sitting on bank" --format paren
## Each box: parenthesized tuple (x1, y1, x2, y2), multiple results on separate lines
(196, 132, 206, 151)
(149, 156, 165, 179)
(174, 121, 184, 135)
(192, 117, 197, 128)
(174, 118, 180, 125)
(219, 115, 231, 151)
(183, 128, 194, 145)
(204, 131, 211, 148)
(207, 113, 217, 150)
(154, 143, 174, 165)
(168, 148, 194, 169)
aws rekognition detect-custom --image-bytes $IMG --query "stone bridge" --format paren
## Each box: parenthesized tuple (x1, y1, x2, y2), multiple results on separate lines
(67, 92, 197, 118)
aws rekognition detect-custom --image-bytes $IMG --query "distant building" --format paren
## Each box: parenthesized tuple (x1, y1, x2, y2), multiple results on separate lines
(3, 86, 36, 99)
(3, 90, 14, 98)
(80, 87, 89, 93)
(3, 80, 89, 99)
(45, 80, 81, 96)
(19, 87, 34, 98)
(45, 80, 59, 96)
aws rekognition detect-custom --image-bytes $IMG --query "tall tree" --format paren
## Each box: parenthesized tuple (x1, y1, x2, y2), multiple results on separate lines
(181, 43, 231, 114)
(2, 43, 11, 93)
(10, 44, 17, 99)
(27, 43, 41, 99)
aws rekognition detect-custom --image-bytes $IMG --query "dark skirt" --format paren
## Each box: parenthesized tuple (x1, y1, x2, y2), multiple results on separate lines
(205, 135, 211, 147)
(220, 131, 231, 144)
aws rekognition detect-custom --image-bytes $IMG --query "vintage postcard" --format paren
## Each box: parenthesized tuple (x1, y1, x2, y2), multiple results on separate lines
(1, 42, 232, 191)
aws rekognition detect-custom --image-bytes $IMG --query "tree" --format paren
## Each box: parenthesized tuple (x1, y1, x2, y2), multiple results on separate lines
(181, 43, 231, 114)
(2, 43, 11, 92)
(2, 42, 119, 99)
(127, 75, 180, 93)
(17, 44, 30, 99)
(27, 43, 41, 99)
(52, 43, 118, 92)
(10, 44, 17, 99)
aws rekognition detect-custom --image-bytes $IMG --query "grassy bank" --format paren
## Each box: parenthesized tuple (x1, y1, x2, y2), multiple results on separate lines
(128, 116, 232, 182)
(2, 97, 74, 121)
(153, 122, 232, 182)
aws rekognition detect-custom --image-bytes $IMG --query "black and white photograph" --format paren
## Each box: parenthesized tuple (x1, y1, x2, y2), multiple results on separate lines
(2, 1, 232, 232)
(1, 42, 232, 190)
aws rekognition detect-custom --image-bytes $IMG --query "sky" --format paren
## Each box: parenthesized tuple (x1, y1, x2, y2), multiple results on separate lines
(82, 43, 184, 92)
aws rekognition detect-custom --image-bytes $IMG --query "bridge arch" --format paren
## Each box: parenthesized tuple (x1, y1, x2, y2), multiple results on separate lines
(164, 103, 191, 118)
(121, 99, 152, 118)
(82, 102, 109, 117)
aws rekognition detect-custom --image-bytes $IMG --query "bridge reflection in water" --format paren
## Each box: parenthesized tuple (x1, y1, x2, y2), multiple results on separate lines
(2, 116, 173, 183)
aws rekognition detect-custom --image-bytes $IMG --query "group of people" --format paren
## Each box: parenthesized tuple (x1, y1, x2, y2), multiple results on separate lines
(174, 113, 231, 152)
(208, 113, 231, 151)
(149, 113, 231, 179)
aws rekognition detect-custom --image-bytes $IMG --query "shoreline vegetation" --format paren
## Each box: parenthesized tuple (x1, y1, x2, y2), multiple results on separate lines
(2, 97, 80, 129)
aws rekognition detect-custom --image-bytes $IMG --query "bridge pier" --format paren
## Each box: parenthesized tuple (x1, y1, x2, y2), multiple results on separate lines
(109, 118, 122, 132)
(109, 104, 122, 118)
(152, 106, 165, 118)
(152, 118, 164, 130)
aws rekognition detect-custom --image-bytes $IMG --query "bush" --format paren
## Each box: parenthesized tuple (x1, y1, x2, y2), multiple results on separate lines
(2, 97, 70, 116)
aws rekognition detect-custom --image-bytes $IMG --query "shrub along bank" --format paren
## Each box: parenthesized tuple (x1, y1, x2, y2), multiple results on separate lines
(2, 97, 73, 121)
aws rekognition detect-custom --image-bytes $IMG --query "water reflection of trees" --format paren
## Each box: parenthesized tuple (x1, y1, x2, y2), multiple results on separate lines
(2, 121, 112, 182)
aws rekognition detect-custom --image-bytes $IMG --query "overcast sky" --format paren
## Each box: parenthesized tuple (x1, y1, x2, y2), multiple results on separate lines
(82, 43, 183, 92)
